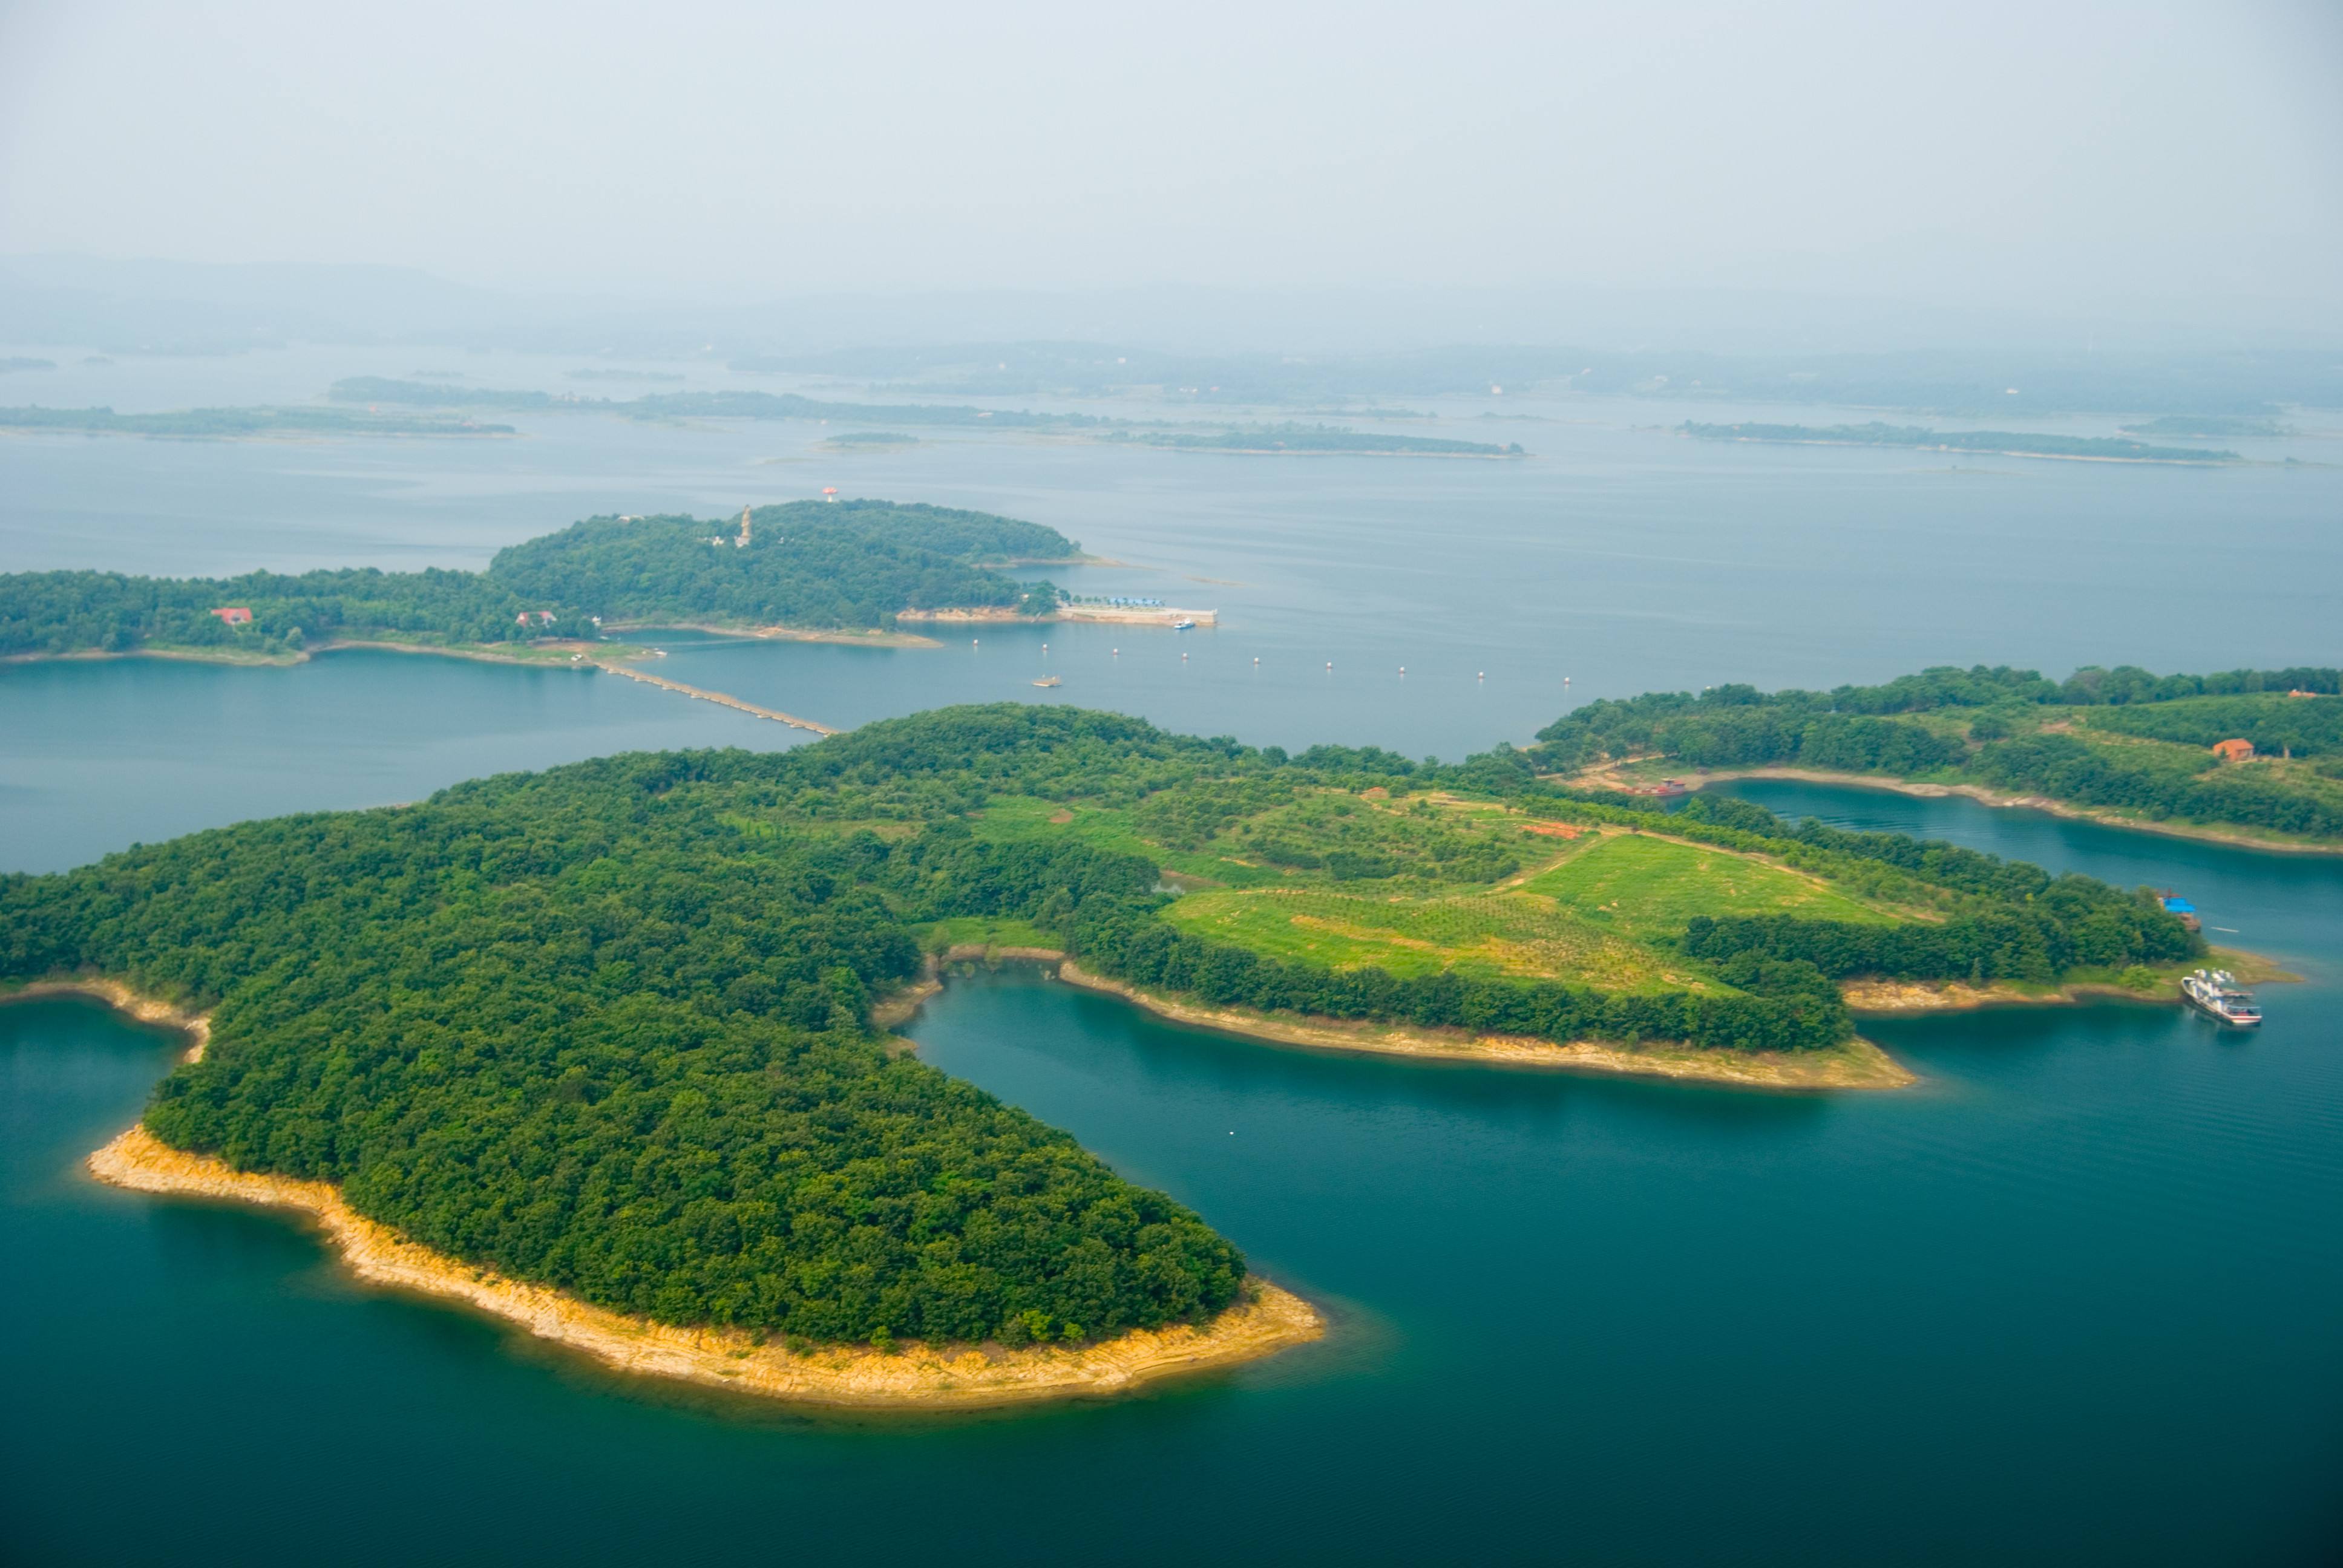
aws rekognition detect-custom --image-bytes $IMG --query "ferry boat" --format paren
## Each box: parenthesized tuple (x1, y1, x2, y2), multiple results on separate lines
(2181, 968, 2262, 1027)
(1172, 618, 1196, 630)
(1031, 676, 1061, 688)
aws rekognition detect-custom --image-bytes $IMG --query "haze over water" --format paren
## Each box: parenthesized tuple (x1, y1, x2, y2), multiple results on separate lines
(2, 351, 2341, 1564)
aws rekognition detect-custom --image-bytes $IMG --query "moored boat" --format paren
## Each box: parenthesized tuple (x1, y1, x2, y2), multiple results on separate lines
(2181, 968, 2262, 1027)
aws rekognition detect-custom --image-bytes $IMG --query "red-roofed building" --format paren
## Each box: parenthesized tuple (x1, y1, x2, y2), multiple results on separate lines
(211, 607, 254, 626)
(2212, 738, 2255, 762)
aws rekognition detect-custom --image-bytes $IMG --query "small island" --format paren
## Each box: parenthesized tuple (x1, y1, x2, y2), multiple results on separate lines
(1680, 420, 2240, 465)
(1101, 423, 1525, 458)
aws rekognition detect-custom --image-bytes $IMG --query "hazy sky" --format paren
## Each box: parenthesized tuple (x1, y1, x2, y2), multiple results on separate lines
(3, 0, 2339, 324)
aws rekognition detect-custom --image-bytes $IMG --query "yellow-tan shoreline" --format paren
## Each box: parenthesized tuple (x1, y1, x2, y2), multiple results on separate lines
(87, 1126, 1320, 1410)
(1044, 960, 1916, 1090)
(29, 979, 1318, 1410)
(1680, 767, 2343, 857)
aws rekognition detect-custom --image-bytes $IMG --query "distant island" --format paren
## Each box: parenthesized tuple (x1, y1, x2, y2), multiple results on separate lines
(2118, 414, 2290, 440)
(0, 356, 56, 374)
(4, 700, 2223, 1400)
(1104, 422, 1524, 458)
(0, 404, 516, 439)
(0, 499, 1081, 661)
(329, 379, 1528, 457)
(1680, 420, 2241, 465)
(1536, 664, 2343, 851)
(822, 430, 919, 448)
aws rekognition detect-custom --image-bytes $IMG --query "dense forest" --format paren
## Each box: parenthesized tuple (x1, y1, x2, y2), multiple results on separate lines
(0, 501, 1079, 656)
(1, 707, 2197, 1347)
(1533, 665, 2343, 841)
(1680, 421, 2238, 463)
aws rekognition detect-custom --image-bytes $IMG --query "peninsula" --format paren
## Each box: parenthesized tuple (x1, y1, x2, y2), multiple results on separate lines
(1, 704, 2226, 1402)
(1535, 664, 2343, 851)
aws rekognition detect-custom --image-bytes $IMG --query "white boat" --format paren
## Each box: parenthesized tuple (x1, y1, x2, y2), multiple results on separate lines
(1172, 618, 1196, 630)
(2181, 968, 2262, 1027)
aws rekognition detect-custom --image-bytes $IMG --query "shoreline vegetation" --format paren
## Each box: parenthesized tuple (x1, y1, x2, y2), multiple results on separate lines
(0, 703, 2278, 1410)
(5, 972, 1321, 1410)
(1682, 767, 2343, 857)
(1536, 664, 2343, 851)
(0, 499, 1084, 662)
(87, 1125, 1322, 1410)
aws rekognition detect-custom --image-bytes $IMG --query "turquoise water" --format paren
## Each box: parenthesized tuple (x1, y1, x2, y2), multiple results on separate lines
(5, 350, 2342, 1560)
(4, 786, 2340, 1564)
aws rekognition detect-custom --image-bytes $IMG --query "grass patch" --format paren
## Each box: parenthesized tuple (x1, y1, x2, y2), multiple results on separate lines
(1159, 886, 1711, 993)
(1519, 832, 1899, 941)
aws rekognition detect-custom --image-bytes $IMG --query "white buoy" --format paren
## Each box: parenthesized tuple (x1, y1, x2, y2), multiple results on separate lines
(1399, 666, 1406, 676)
(1113, 647, 1119, 656)
(1181, 652, 1188, 661)
(1478, 671, 1485, 680)
(1326, 661, 1332, 671)
(1253, 656, 1259, 665)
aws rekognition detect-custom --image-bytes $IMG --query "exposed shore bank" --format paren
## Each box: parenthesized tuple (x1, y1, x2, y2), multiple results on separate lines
(88, 1125, 1321, 1410)
(1682, 767, 2343, 857)
(1844, 947, 2298, 1016)
(1, 979, 209, 1061)
(916, 952, 1916, 1090)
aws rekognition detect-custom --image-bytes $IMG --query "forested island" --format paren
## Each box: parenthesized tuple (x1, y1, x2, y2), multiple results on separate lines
(1104, 423, 1523, 457)
(0, 404, 516, 439)
(1680, 420, 2240, 464)
(0, 700, 2228, 1399)
(0, 500, 1079, 660)
(1538, 664, 2343, 849)
(329, 379, 1528, 457)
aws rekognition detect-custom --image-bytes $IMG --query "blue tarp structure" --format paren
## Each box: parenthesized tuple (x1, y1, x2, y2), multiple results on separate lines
(2161, 897, 2197, 913)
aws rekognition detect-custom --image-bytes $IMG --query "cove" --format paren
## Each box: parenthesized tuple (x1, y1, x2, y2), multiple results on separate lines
(5, 782, 2339, 1565)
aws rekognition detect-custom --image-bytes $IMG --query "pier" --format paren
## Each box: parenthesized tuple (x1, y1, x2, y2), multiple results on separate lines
(595, 661, 839, 734)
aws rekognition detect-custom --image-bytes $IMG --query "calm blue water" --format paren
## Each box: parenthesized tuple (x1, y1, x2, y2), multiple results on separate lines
(5, 786, 2341, 1564)
(4, 348, 2341, 1562)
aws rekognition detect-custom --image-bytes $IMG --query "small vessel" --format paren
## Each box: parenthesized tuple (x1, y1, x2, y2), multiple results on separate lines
(2181, 968, 2262, 1027)
(1172, 618, 1196, 630)
(1649, 778, 1688, 798)
(1031, 676, 1061, 688)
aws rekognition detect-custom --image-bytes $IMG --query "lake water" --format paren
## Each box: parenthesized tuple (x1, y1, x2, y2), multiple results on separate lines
(3, 348, 2341, 1562)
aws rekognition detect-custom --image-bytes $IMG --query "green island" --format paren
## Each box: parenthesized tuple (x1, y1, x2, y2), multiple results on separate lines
(1103, 422, 1524, 457)
(0, 403, 517, 439)
(0, 500, 1079, 661)
(4, 699, 2227, 1402)
(1680, 420, 2240, 464)
(2119, 414, 2290, 440)
(1539, 664, 2343, 849)
(331, 379, 1522, 458)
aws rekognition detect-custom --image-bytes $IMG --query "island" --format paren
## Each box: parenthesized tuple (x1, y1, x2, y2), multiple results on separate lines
(1536, 664, 2343, 851)
(4, 702, 2227, 1404)
(1680, 420, 2241, 465)
(0, 499, 1086, 663)
(1101, 423, 1525, 458)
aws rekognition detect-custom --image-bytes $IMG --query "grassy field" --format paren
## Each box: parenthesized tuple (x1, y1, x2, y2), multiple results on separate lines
(1159, 884, 1702, 991)
(1519, 832, 1898, 941)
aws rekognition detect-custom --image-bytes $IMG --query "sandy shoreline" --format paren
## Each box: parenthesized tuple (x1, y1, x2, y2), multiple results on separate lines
(2, 979, 210, 1060)
(33, 978, 1319, 1411)
(1682, 767, 2343, 856)
(1046, 959, 1916, 1090)
(85, 1123, 1322, 1411)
